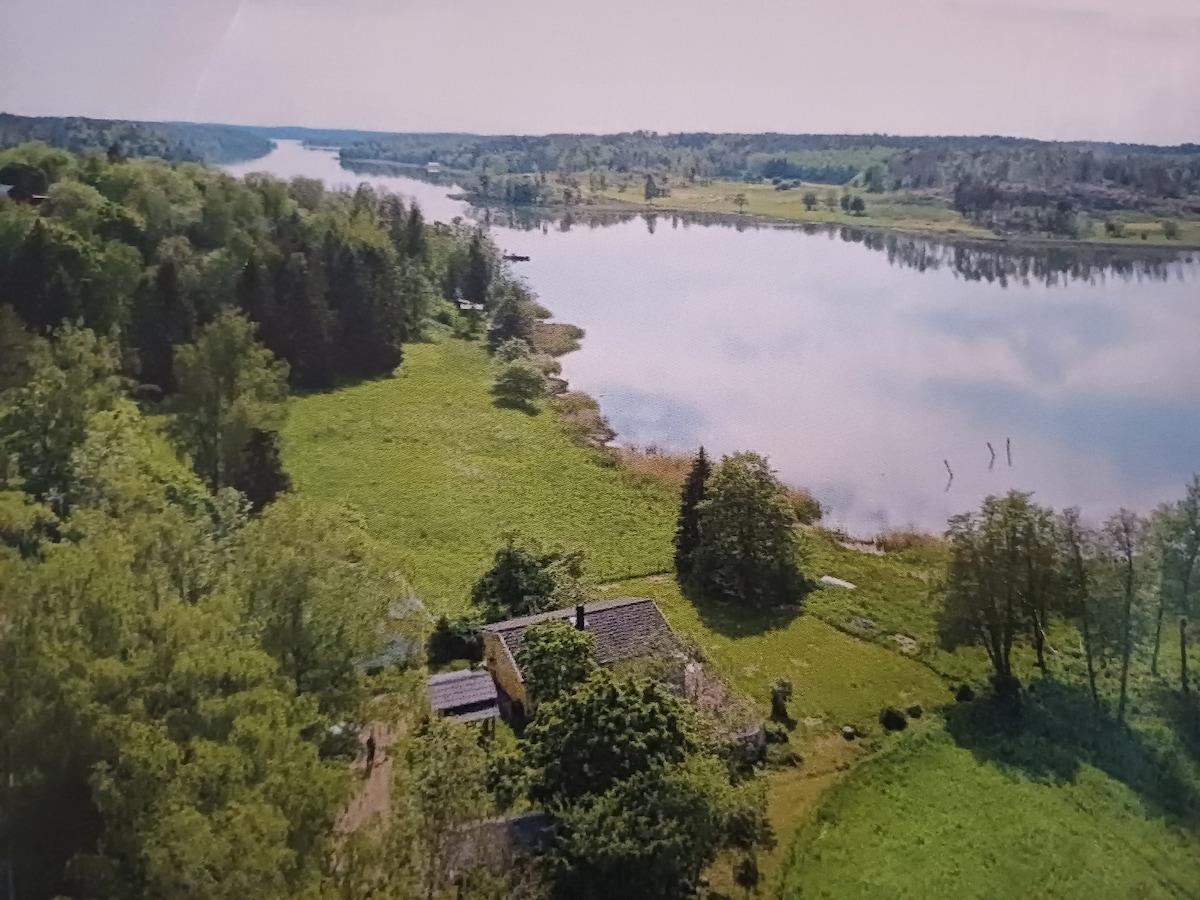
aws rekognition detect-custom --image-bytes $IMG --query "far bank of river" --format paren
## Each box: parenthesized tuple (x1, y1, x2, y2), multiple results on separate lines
(228, 141, 1200, 536)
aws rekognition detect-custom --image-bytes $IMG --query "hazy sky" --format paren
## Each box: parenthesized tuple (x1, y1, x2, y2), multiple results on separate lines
(2, 0, 1198, 143)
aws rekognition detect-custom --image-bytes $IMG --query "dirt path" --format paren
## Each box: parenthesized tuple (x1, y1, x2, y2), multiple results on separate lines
(337, 723, 399, 834)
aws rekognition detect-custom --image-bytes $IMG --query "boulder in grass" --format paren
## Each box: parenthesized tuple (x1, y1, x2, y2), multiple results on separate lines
(841, 725, 858, 741)
(906, 705, 923, 719)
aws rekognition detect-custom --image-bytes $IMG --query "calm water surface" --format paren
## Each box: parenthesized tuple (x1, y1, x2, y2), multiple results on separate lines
(228, 142, 1200, 534)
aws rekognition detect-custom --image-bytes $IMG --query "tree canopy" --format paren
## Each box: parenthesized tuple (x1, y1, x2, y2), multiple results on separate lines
(689, 452, 805, 608)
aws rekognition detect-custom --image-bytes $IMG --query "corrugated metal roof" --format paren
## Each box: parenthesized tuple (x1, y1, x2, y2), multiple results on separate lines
(429, 668, 499, 712)
(485, 597, 676, 669)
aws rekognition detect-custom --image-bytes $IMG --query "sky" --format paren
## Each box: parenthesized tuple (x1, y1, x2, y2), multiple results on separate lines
(1, 0, 1198, 143)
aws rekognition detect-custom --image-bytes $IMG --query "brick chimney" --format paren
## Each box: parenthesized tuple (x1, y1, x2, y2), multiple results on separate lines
(575, 604, 586, 630)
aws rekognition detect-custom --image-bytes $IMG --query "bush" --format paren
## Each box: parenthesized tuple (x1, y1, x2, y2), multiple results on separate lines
(875, 527, 943, 553)
(1104, 218, 1126, 237)
(879, 706, 908, 732)
(427, 614, 484, 665)
(493, 337, 532, 362)
(764, 721, 790, 745)
(906, 705, 923, 719)
(788, 488, 823, 525)
(770, 679, 794, 721)
(1162, 219, 1180, 240)
(955, 684, 976, 703)
(492, 360, 545, 407)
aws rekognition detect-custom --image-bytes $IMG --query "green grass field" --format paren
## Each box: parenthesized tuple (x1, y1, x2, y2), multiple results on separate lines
(783, 725, 1200, 900)
(606, 574, 950, 730)
(283, 337, 678, 613)
(286, 334, 1200, 897)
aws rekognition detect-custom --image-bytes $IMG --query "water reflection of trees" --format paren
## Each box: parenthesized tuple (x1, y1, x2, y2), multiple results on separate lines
(836, 226, 1193, 287)
(474, 205, 1196, 288)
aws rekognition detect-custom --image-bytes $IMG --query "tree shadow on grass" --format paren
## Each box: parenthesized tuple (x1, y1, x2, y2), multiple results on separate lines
(1158, 685, 1200, 767)
(944, 678, 1200, 829)
(679, 582, 805, 639)
(491, 396, 540, 415)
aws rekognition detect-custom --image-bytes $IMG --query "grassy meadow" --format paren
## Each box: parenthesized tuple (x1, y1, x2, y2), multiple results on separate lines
(283, 337, 678, 613)
(579, 177, 1200, 247)
(593, 178, 991, 237)
(782, 725, 1200, 900)
(286, 334, 1200, 897)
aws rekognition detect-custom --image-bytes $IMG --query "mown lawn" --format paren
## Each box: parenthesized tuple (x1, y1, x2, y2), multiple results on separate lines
(283, 337, 678, 612)
(783, 724, 1200, 900)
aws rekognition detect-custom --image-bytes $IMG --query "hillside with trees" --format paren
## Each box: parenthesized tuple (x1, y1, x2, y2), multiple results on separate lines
(0, 140, 502, 394)
(0, 112, 272, 164)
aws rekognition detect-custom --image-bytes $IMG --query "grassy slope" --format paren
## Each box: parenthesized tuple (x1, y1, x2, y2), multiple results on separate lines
(604, 574, 949, 729)
(283, 337, 677, 612)
(783, 726, 1200, 900)
(286, 335, 1200, 896)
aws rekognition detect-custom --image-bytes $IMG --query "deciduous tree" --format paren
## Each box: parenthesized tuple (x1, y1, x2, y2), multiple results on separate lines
(524, 670, 693, 804)
(520, 618, 597, 705)
(169, 310, 288, 492)
(689, 452, 803, 608)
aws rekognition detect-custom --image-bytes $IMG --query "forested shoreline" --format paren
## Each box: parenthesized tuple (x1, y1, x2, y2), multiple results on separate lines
(3, 136, 1199, 900)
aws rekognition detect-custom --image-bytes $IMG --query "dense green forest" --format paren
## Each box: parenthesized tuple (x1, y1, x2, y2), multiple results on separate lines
(0, 112, 272, 164)
(0, 142, 532, 899)
(0, 140, 499, 394)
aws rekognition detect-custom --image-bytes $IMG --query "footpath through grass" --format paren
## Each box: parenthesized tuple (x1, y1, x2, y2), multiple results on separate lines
(783, 724, 1200, 900)
(283, 337, 677, 613)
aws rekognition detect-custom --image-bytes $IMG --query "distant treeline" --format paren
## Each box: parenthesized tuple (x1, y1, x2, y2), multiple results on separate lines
(0, 140, 498, 391)
(0, 112, 272, 164)
(341, 131, 1200, 216)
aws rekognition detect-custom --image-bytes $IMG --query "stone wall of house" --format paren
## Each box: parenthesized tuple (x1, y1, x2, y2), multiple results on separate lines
(484, 632, 527, 706)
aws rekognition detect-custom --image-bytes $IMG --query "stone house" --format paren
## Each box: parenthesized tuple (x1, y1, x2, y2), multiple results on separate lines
(482, 597, 677, 713)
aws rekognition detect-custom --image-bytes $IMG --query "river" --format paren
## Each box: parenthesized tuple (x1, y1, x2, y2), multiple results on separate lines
(227, 141, 1200, 535)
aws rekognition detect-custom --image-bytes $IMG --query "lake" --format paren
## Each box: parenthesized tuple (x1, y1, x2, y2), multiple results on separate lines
(227, 141, 1200, 535)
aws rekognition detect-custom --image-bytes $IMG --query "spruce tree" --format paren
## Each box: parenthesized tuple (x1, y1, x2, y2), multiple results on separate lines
(674, 446, 710, 583)
(234, 428, 292, 513)
(462, 229, 492, 308)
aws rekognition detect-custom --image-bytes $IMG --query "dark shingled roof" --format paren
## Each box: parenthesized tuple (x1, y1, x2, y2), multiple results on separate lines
(484, 597, 676, 673)
(428, 669, 499, 722)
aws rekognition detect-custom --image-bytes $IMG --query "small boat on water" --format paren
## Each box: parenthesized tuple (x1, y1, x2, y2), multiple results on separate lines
(503, 253, 531, 262)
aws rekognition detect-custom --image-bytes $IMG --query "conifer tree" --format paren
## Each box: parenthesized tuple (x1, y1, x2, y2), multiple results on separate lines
(462, 229, 492, 308)
(233, 428, 292, 513)
(674, 446, 710, 583)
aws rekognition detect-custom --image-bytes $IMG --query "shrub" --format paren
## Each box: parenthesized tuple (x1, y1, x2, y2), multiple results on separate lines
(427, 614, 484, 665)
(875, 527, 943, 553)
(493, 360, 545, 407)
(1162, 219, 1180, 240)
(788, 488, 823, 525)
(493, 337, 532, 362)
(764, 721, 790, 745)
(770, 679, 794, 721)
(1104, 218, 1126, 237)
(879, 706, 908, 732)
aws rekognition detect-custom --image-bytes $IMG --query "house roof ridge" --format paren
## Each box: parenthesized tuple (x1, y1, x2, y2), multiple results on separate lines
(429, 668, 492, 683)
(483, 596, 657, 633)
